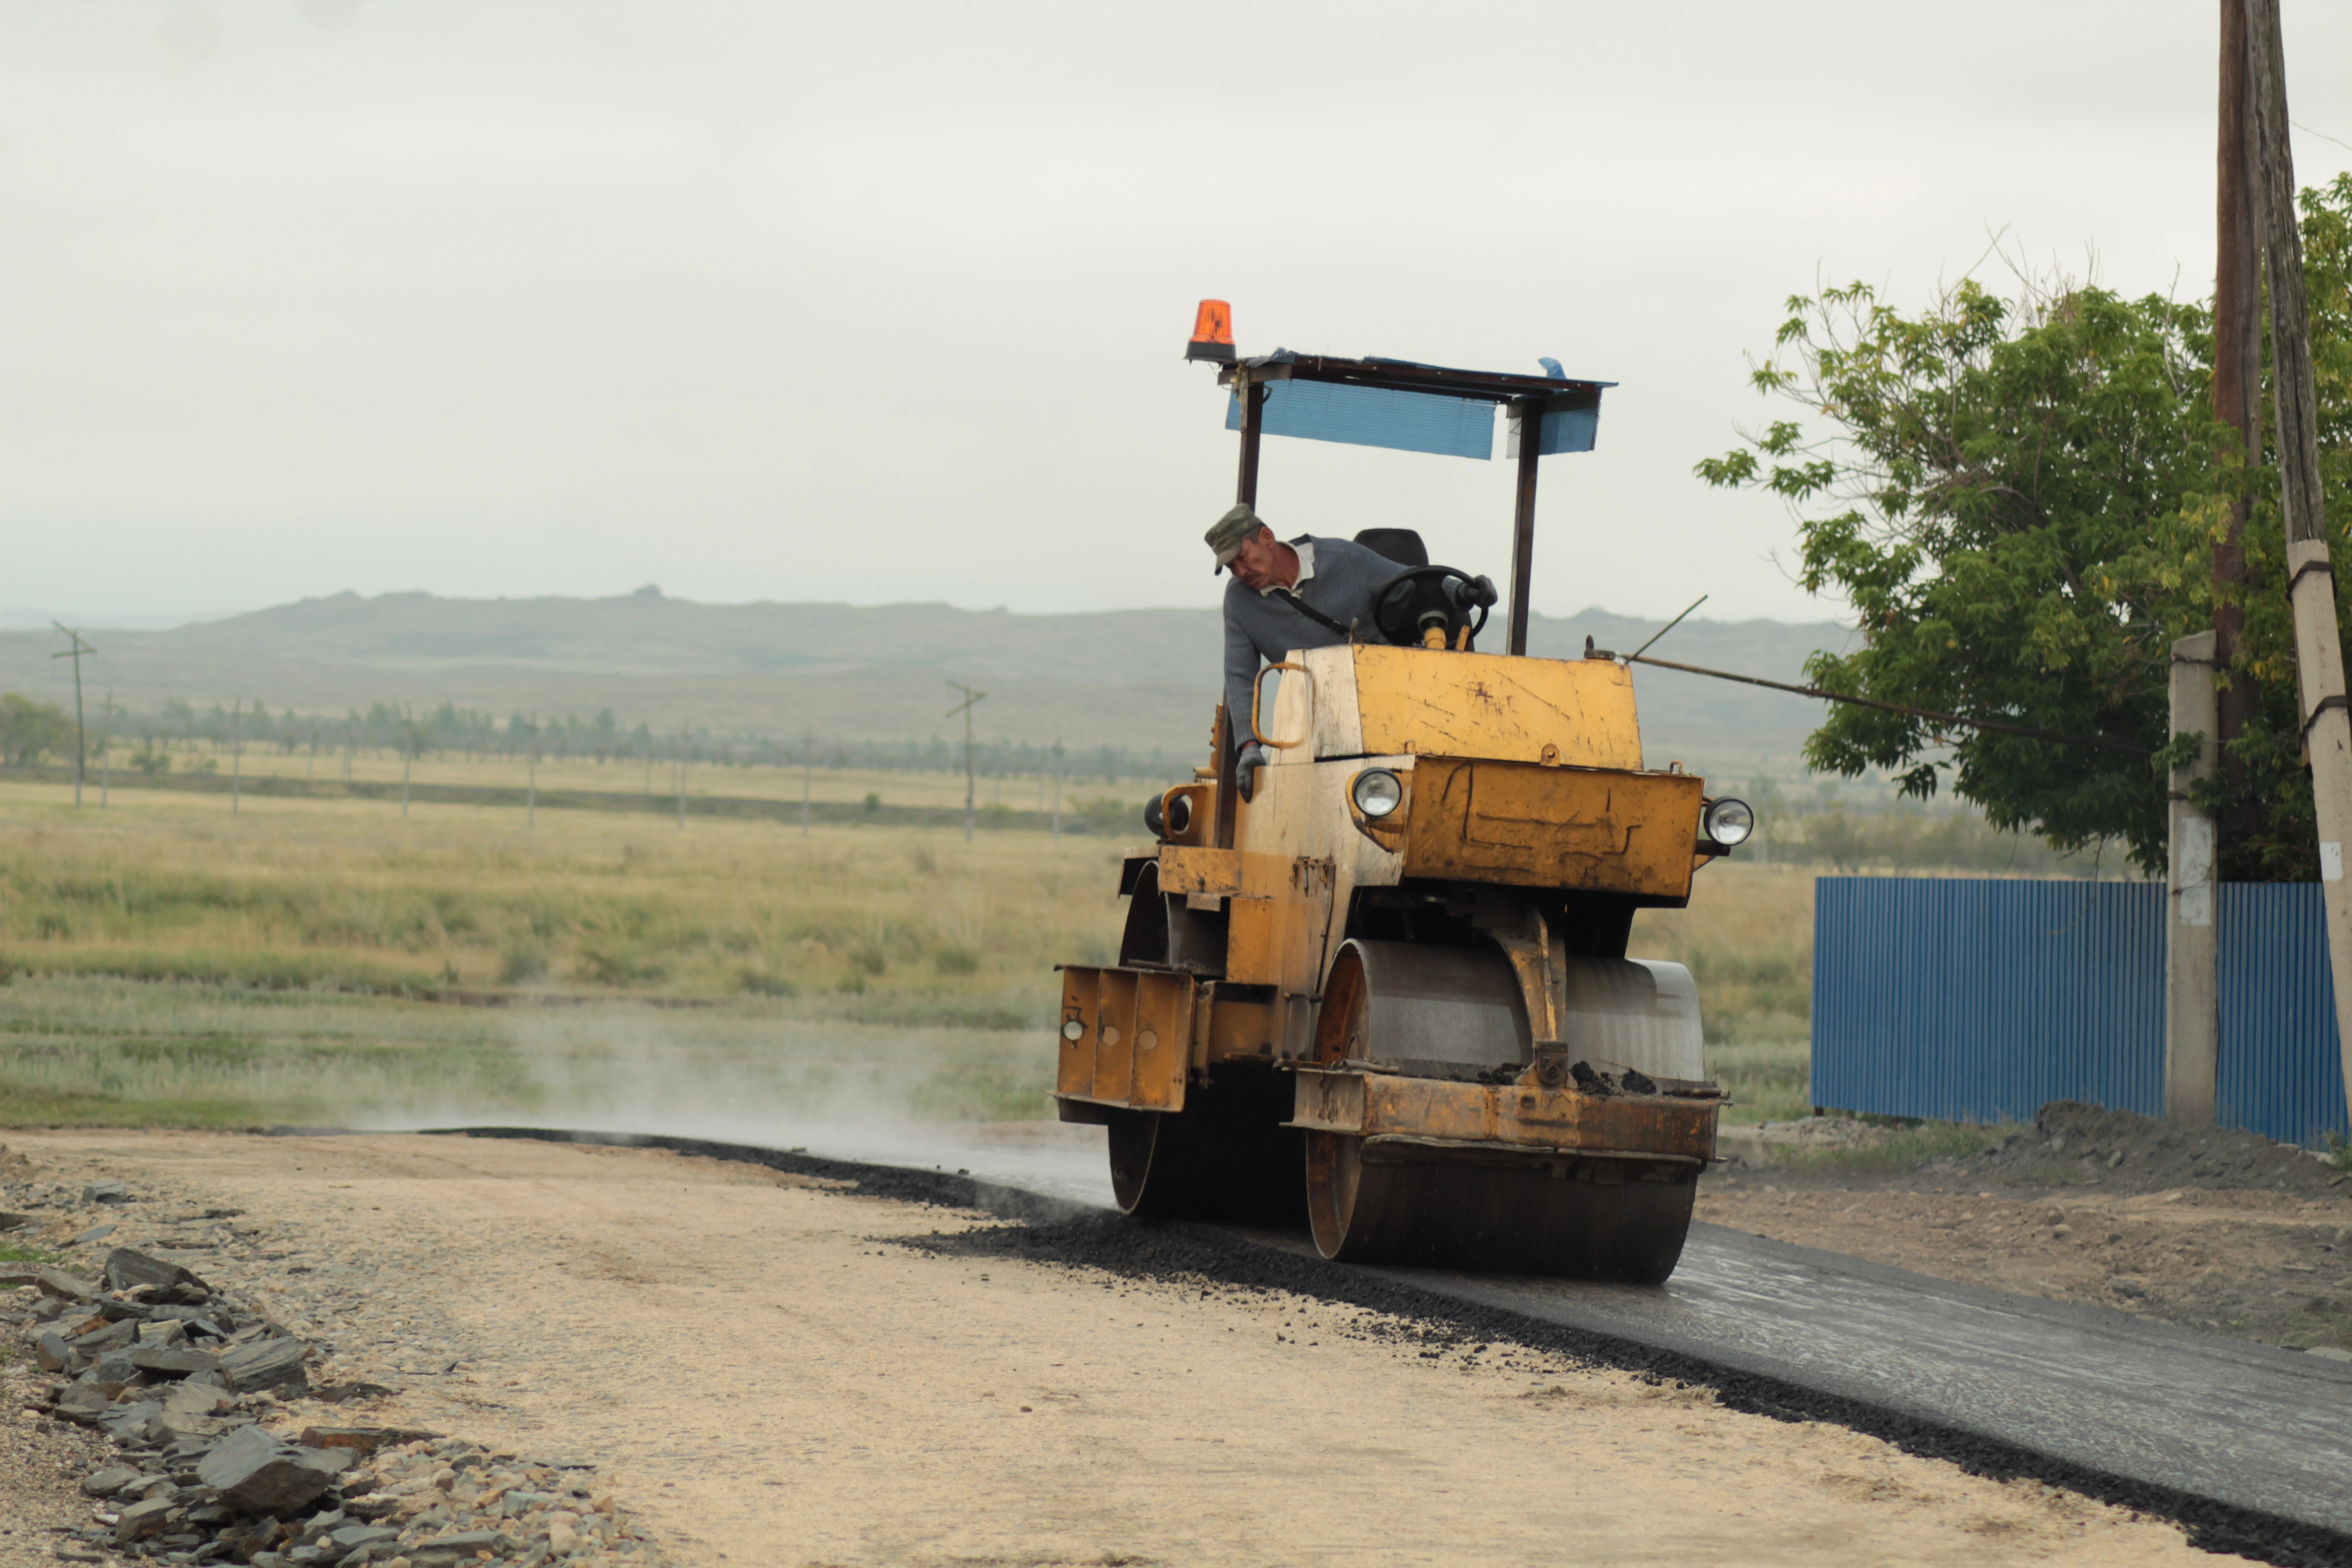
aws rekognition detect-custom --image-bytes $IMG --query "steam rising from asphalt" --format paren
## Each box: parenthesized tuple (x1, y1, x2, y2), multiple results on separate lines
(362, 1008, 1115, 1208)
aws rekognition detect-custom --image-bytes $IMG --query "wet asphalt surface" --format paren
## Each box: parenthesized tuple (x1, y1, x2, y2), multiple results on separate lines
(433, 1126, 2352, 1568)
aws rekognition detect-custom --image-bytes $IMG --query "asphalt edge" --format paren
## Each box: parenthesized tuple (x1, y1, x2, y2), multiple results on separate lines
(428, 1124, 2352, 1568)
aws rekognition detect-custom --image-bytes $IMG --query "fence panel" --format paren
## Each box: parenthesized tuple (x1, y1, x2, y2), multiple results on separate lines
(2217, 883, 2351, 1146)
(1810, 877, 2166, 1125)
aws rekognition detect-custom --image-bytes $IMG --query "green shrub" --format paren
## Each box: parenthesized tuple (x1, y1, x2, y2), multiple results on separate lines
(499, 945, 549, 985)
(737, 966, 797, 998)
(931, 944, 980, 975)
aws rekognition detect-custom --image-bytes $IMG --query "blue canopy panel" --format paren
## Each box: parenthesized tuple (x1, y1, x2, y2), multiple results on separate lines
(1225, 379, 1496, 461)
(1505, 389, 1603, 456)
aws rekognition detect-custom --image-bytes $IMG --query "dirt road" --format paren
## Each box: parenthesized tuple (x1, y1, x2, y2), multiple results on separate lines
(5, 1130, 2233, 1567)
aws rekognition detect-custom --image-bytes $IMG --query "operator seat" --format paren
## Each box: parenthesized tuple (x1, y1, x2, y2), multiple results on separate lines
(1352, 529, 1428, 568)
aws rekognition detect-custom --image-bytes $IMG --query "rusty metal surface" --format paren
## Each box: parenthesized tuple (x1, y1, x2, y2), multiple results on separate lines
(1055, 966, 1194, 1112)
(1289, 1064, 1719, 1163)
(1156, 845, 1240, 897)
(1403, 758, 1703, 898)
(1338, 646, 1643, 768)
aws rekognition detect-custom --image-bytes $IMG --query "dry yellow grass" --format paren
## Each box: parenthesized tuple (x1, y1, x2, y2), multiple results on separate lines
(0, 780, 1131, 1001)
(0, 780, 1816, 1127)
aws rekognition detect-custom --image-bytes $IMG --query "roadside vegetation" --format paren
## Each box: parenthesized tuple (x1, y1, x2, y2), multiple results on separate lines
(0, 782, 1829, 1131)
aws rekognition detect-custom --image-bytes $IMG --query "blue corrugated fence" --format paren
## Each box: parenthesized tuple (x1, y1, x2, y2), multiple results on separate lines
(1811, 876, 2349, 1146)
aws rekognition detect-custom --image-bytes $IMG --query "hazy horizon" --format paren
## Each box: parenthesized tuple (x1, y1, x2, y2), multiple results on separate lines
(6, 1, 2348, 627)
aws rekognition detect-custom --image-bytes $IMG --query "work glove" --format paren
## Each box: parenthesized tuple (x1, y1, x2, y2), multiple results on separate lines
(1235, 743, 1269, 804)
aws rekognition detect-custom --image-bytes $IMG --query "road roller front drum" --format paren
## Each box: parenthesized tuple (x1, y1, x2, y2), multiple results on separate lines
(1301, 938, 1709, 1283)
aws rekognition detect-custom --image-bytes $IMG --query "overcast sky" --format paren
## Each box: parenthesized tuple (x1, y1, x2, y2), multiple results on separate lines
(4, 0, 2349, 628)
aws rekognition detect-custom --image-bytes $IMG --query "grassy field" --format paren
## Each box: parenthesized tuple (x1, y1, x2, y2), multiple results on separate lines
(80, 741, 1149, 812)
(0, 780, 1816, 1131)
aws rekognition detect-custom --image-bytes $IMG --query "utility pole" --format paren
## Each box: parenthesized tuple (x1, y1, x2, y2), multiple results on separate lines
(946, 682, 986, 842)
(49, 622, 93, 808)
(230, 699, 243, 818)
(2167, 633, 2221, 1122)
(98, 689, 113, 810)
(2248, 0, 2352, 1128)
(802, 725, 813, 838)
(2212, 0, 2260, 832)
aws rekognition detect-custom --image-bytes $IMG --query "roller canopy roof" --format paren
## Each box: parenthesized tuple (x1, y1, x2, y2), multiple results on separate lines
(1221, 350, 1614, 462)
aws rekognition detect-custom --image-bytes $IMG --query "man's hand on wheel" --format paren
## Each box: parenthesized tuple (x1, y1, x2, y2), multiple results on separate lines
(1235, 744, 1269, 803)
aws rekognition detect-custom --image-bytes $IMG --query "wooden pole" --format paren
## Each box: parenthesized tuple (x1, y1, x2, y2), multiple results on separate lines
(50, 623, 93, 807)
(2247, 0, 2352, 1128)
(1505, 399, 1542, 657)
(2212, 0, 2260, 830)
(2167, 632, 2221, 1123)
(946, 682, 985, 842)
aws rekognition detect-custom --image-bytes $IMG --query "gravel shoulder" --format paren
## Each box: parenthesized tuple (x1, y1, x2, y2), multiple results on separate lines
(1, 1128, 2242, 1568)
(1700, 1104, 2352, 1355)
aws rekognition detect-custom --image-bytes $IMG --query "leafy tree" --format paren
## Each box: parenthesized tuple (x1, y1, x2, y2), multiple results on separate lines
(0, 693, 74, 767)
(1699, 176, 2352, 878)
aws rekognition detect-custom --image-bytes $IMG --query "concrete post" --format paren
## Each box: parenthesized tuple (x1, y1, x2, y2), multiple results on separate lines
(2166, 631, 2220, 1124)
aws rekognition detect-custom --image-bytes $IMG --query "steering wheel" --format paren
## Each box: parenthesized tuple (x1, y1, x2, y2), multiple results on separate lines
(1372, 565, 1498, 650)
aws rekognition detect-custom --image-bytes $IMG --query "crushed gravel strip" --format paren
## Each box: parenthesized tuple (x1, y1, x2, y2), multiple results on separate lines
(441, 1125, 2352, 1568)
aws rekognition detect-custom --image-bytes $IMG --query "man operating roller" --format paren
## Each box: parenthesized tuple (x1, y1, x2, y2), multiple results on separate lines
(1206, 504, 1408, 800)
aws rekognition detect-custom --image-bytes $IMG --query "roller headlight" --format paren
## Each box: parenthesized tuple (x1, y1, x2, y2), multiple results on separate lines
(1352, 769, 1404, 819)
(1703, 797, 1754, 848)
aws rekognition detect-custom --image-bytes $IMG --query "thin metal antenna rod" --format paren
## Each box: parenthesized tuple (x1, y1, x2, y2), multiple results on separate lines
(1625, 595, 1709, 665)
(946, 681, 988, 843)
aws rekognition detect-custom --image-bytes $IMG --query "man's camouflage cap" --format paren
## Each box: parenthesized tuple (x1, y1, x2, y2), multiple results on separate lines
(1205, 504, 1266, 574)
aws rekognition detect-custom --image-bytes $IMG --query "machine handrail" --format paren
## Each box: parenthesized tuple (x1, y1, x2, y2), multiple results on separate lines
(1251, 662, 1312, 750)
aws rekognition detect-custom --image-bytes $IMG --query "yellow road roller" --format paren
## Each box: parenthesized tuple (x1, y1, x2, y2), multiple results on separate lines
(1053, 306, 1751, 1282)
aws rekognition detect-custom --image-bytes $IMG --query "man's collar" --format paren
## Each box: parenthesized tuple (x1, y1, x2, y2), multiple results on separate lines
(1256, 537, 1315, 595)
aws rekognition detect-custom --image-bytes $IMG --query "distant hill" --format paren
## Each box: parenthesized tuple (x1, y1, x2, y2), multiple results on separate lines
(0, 589, 1851, 777)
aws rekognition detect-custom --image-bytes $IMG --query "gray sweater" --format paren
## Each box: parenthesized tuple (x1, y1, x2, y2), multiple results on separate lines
(1223, 534, 1407, 753)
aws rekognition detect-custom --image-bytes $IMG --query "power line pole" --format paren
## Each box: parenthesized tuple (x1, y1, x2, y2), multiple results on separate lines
(946, 681, 986, 842)
(2212, 0, 2260, 836)
(802, 725, 813, 838)
(2247, 0, 2352, 1130)
(49, 622, 93, 808)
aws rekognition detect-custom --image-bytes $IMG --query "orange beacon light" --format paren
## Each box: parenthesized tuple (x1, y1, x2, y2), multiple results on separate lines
(1185, 299, 1235, 363)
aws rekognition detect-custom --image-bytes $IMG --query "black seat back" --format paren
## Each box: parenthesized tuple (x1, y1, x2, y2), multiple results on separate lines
(1353, 529, 1429, 568)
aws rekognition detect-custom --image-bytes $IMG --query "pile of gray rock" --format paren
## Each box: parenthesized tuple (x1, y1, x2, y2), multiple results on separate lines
(6, 1224, 660, 1566)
